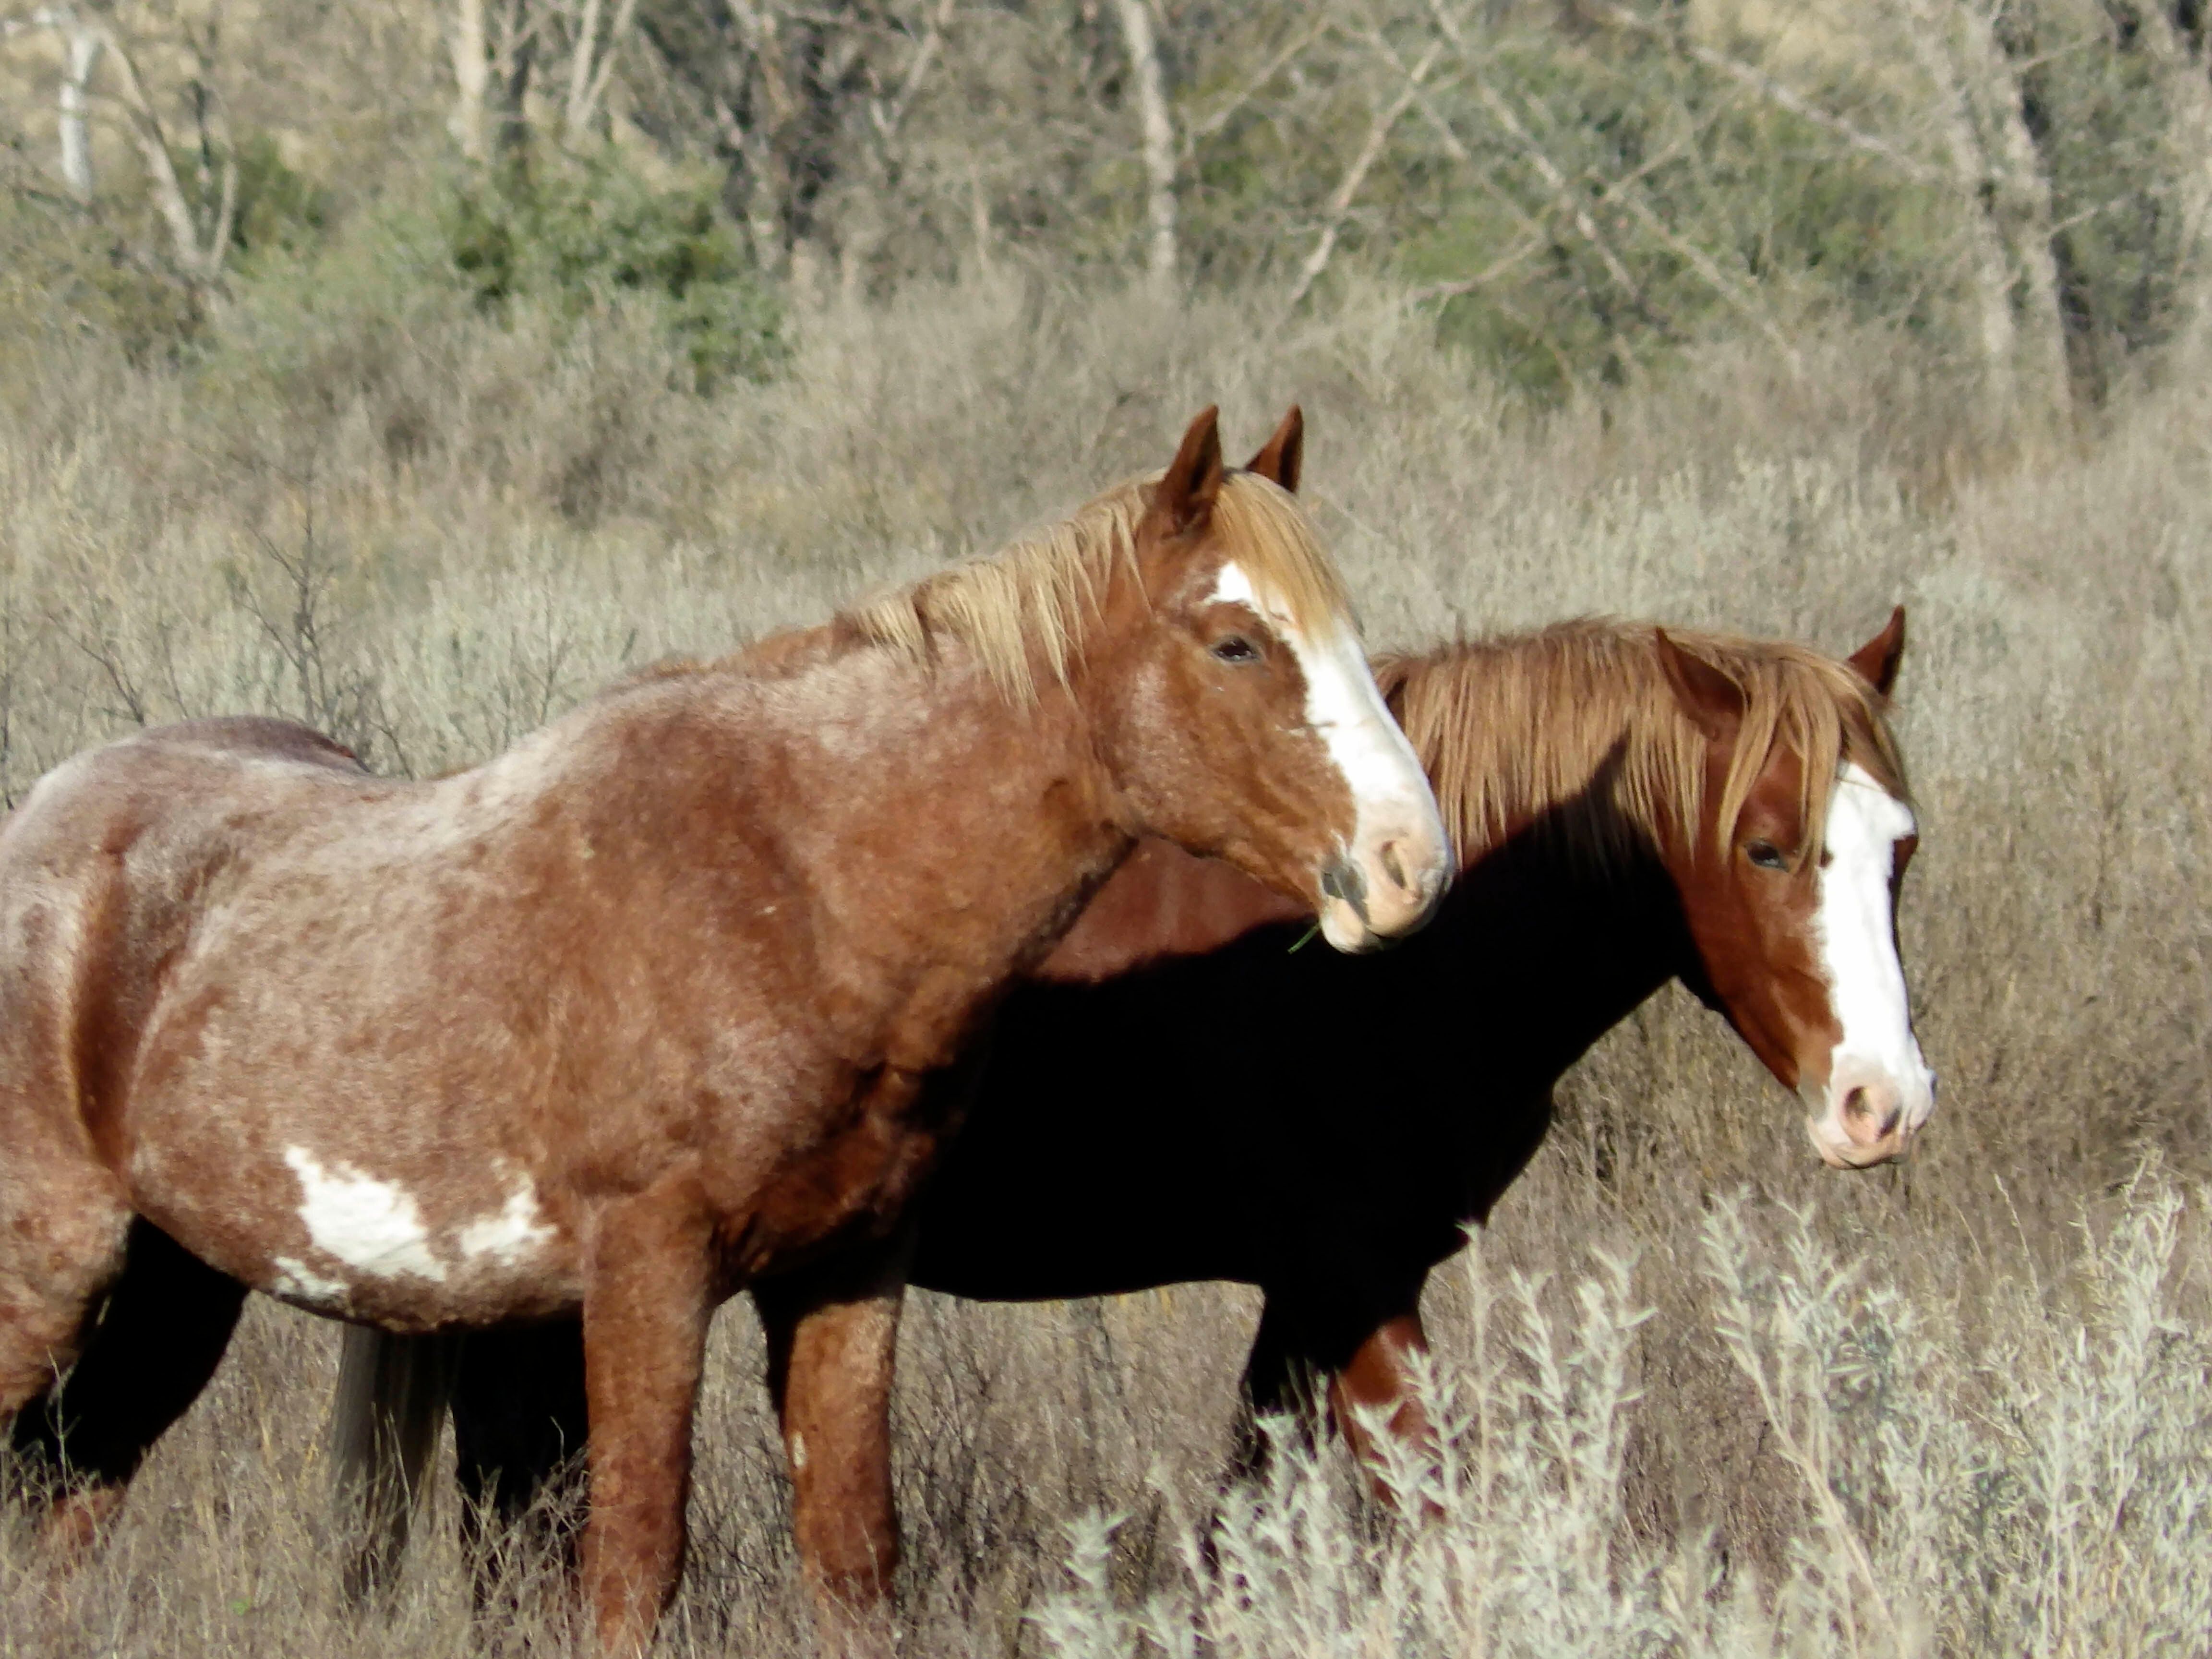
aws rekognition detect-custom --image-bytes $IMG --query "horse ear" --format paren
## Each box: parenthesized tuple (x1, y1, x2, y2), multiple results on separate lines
(1656, 629, 1743, 742)
(1244, 405, 1304, 492)
(1847, 605, 1906, 699)
(1146, 406, 1226, 541)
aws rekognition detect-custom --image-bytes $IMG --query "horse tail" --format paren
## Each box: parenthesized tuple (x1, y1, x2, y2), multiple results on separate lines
(327, 1326, 462, 1603)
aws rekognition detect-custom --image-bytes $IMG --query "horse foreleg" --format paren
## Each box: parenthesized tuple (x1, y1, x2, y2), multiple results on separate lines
(1327, 1311, 1443, 1517)
(9, 1220, 245, 1556)
(1228, 1294, 1438, 1512)
(753, 1238, 909, 1655)
(1226, 1297, 1325, 1491)
(577, 1185, 714, 1658)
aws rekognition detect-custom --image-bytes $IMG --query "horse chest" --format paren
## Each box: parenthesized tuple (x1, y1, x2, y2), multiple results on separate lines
(714, 1066, 957, 1279)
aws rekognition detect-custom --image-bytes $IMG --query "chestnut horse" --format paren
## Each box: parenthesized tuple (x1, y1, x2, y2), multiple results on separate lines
(315, 603, 1928, 1589)
(0, 408, 1451, 1652)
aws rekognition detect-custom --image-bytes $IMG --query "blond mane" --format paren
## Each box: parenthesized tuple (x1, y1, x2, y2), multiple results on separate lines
(1380, 619, 1909, 866)
(834, 469, 1352, 703)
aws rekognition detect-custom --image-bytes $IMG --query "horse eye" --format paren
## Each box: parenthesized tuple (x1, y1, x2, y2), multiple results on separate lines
(1211, 636, 1261, 664)
(1746, 841, 1789, 871)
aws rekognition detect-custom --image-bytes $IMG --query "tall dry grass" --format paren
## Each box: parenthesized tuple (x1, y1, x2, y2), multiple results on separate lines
(1, 277, 2208, 1655)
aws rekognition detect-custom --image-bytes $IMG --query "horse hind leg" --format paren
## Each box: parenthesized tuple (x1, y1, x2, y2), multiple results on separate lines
(0, 1168, 132, 1431)
(6, 1219, 245, 1555)
(327, 1326, 463, 1605)
(449, 1319, 589, 1605)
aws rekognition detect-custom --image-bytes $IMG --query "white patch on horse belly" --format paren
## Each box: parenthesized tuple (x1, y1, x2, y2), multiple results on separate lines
(283, 1146, 449, 1282)
(456, 1178, 557, 1268)
(270, 1255, 350, 1306)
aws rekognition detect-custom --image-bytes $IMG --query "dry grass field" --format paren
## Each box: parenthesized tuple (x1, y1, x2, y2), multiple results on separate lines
(1, 279, 2209, 1655)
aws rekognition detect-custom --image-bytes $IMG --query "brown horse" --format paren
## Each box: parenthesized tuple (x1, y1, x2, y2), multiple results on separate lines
(313, 602, 1928, 1589)
(0, 408, 1451, 1652)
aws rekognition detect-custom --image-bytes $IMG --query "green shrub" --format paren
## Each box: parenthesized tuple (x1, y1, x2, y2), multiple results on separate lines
(445, 148, 786, 391)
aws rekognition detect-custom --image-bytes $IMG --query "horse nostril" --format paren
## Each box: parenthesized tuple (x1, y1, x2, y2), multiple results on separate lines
(1320, 856, 1370, 925)
(1380, 840, 1408, 892)
(1842, 1084, 1903, 1144)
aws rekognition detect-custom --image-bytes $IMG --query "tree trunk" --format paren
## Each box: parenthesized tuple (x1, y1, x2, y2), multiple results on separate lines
(450, 0, 489, 160)
(2130, 2, 2212, 364)
(58, 11, 100, 200)
(1900, 0, 2024, 414)
(100, 24, 225, 276)
(566, 0, 601, 140)
(1112, 0, 1178, 292)
(1960, 1, 2072, 421)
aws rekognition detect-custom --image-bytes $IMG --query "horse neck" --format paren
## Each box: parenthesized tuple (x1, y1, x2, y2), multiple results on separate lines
(1033, 838, 1308, 983)
(634, 643, 1132, 994)
(1431, 802, 1696, 1087)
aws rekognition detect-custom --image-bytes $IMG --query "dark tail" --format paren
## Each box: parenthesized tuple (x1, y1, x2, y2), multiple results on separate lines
(326, 1326, 462, 1603)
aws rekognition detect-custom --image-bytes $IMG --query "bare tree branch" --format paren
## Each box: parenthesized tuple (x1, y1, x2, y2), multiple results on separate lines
(1368, 19, 1783, 370)
(874, 0, 956, 143)
(1607, 183, 1803, 377)
(1406, 228, 1549, 302)
(97, 25, 208, 270)
(56, 9, 98, 198)
(1285, 37, 1444, 310)
(1417, 0, 1649, 321)
(1184, 15, 1330, 155)
(567, 0, 640, 141)
(565, 0, 603, 135)
(1589, 1, 1938, 185)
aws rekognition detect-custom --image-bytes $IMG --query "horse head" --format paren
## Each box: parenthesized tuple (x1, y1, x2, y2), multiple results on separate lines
(1655, 610, 1935, 1168)
(1083, 406, 1451, 951)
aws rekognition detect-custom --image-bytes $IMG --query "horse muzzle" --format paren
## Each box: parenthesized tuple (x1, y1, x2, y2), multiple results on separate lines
(1316, 823, 1452, 953)
(1803, 1056, 1937, 1170)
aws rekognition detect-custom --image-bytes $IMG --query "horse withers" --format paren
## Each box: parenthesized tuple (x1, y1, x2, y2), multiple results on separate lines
(0, 407, 1449, 1653)
(342, 606, 1930, 1560)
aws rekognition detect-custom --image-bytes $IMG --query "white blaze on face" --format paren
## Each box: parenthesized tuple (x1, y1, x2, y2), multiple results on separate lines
(1806, 764, 1936, 1164)
(1208, 561, 1450, 948)
(284, 1145, 449, 1282)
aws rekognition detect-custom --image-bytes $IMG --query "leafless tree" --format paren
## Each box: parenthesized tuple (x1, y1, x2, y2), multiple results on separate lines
(1112, 0, 1178, 290)
(99, 11, 237, 277)
(2, 3, 104, 198)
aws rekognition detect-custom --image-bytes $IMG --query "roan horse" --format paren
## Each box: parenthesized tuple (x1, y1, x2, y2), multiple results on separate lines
(0, 408, 1452, 1652)
(322, 594, 1930, 1587)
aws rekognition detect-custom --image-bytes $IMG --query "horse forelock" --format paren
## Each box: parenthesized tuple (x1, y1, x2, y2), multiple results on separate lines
(1383, 619, 1910, 870)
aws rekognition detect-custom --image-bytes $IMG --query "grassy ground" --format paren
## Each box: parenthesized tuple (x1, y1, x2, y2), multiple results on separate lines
(1, 279, 2208, 1655)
